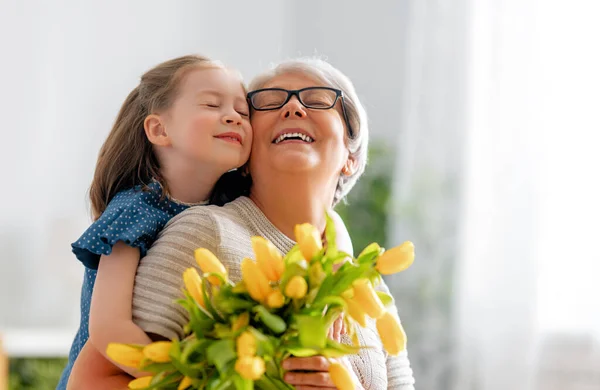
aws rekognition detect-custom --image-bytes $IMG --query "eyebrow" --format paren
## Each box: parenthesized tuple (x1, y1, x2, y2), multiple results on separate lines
(196, 90, 223, 98)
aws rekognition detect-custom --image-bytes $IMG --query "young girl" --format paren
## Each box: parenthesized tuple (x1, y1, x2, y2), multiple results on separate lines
(57, 54, 254, 389)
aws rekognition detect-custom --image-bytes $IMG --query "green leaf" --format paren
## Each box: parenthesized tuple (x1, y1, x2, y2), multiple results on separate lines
(233, 374, 254, 390)
(206, 339, 237, 373)
(324, 212, 338, 256)
(255, 306, 287, 334)
(256, 375, 290, 390)
(139, 362, 175, 375)
(201, 278, 225, 322)
(232, 282, 248, 294)
(169, 338, 182, 361)
(247, 327, 276, 356)
(207, 376, 234, 390)
(181, 338, 210, 362)
(296, 315, 327, 349)
(213, 294, 255, 314)
(308, 262, 326, 288)
(283, 245, 304, 266)
(356, 242, 382, 265)
(286, 347, 319, 357)
(376, 291, 394, 307)
(147, 370, 182, 389)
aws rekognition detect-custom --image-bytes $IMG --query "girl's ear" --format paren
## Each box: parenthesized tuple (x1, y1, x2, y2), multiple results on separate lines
(144, 114, 171, 147)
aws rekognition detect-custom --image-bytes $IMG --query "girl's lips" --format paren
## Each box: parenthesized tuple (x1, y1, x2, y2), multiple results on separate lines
(215, 132, 242, 145)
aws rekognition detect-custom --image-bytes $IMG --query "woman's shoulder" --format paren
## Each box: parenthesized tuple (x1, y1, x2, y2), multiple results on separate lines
(162, 196, 251, 232)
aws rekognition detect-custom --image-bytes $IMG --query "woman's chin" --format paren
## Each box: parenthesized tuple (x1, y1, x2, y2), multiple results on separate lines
(268, 152, 320, 173)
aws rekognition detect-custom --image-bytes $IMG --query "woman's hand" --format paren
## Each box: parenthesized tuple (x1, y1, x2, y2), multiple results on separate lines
(327, 314, 346, 343)
(282, 356, 362, 389)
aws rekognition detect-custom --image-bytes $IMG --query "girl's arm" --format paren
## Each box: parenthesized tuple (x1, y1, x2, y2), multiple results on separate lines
(88, 241, 153, 377)
(67, 341, 131, 390)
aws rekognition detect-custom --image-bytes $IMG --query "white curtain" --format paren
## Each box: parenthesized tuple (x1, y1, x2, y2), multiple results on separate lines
(455, 0, 600, 389)
(390, 0, 600, 389)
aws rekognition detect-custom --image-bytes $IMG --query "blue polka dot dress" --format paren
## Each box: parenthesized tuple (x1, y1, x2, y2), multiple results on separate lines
(57, 181, 204, 389)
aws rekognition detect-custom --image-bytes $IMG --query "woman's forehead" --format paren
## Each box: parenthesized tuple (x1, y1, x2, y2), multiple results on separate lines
(262, 71, 327, 90)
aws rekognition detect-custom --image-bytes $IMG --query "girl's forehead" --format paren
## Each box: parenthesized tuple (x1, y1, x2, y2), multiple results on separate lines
(180, 67, 245, 96)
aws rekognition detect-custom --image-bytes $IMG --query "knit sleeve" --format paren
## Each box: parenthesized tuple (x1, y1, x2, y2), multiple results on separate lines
(131, 207, 219, 340)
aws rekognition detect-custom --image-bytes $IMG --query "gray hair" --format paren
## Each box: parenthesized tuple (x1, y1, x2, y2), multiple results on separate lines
(249, 58, 369, 206)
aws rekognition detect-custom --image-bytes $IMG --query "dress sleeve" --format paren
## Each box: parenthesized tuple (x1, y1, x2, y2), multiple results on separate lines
(71, 191, 163, 270)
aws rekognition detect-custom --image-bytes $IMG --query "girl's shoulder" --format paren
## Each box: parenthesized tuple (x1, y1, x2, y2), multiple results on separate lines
(72, 181, 192, 269)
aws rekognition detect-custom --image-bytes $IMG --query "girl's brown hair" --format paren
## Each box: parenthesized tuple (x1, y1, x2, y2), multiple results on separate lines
(88, 55, 220, 219)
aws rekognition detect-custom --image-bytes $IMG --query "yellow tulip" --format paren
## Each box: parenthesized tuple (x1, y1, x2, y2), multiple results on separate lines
(344, 297, 367, 327)
(142, 341, 172, 363)
(236, 331, 257, 358)
(183, 268, 206, 308)
(358, 242, 381, 259)
(294, 223, 323, 261)
(106, 343, 144, 368)
(128, 376, 153, 389)
(232, 312, 250, 332)
(266, 289, 285, 309)
(241, 258, 271, 302)
(194, 248, 227, 285)
(329, 361, 355, 390)
(235, 356, 266, 380)
(375, 241, 415, 275)
(252, 236, 284, 281)
(352, 279, 385, 319)
(376, 311, 407, 356)
(285, 275, 308, 299)
(178, 376, 193, 390)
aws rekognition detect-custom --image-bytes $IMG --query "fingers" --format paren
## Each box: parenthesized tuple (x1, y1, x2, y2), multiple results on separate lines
(333, 316, 343, 341)
(284, 371, 336, 387)
(283, 356, 330, 371)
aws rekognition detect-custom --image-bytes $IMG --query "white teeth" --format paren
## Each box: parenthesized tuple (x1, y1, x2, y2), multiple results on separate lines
(274, 132, 314, 144)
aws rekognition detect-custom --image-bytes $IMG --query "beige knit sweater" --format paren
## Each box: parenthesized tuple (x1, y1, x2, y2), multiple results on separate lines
(132, 196, 415, 389)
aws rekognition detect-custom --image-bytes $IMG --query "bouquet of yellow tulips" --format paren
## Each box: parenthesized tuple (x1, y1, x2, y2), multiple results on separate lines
(107, 215, 414, 390)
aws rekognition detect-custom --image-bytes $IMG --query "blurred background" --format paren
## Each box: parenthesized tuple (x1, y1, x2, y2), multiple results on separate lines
(1, 0, 599, 389)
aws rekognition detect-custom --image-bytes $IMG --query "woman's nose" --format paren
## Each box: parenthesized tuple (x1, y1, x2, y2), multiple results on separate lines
(281, 97, 307, 119)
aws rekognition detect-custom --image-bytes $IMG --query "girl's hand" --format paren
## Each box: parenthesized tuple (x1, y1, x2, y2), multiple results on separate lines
(282, 356, 362, 389)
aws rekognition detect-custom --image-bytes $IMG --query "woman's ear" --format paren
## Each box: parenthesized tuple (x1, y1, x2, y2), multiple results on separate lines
(144, 114, 171, 147)
(342, 156, 359, 176)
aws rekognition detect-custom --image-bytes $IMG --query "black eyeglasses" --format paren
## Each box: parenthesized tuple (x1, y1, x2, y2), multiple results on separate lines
(247, 87, 354, 138)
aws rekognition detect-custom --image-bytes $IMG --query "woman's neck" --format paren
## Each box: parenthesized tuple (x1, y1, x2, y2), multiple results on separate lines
(249, 171, 336, 240)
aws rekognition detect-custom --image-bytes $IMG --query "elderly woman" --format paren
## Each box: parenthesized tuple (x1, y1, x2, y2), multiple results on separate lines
(69, 58, 415, 389)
